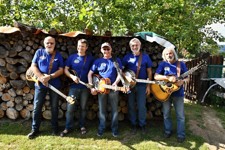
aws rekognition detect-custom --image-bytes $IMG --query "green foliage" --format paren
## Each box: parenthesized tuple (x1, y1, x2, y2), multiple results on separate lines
(206, 89, 225, 107)
(0, 0, 224, 57)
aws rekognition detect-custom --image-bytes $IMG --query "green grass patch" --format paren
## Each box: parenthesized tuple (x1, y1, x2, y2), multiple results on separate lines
(0, 102, 220, 150)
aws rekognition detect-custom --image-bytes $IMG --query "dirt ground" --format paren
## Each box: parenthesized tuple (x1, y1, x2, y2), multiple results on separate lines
(188, 107, 225, 150)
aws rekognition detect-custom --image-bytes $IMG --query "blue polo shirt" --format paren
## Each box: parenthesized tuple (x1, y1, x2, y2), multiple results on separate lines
(122, 52, 152, 79)
(91, 57, 122, 83)
(32, 48, 64, 89)
(155, 61, 188, 97)
(65, 54, 95, 88)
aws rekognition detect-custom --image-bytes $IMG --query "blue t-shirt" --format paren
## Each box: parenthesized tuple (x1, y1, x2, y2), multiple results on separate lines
(122, 52, 152, 80)
(65, 54, 95, 88)
(90, 57, 122, 83)
(155, 61, 188, 97)
(32, 48, 64, 89)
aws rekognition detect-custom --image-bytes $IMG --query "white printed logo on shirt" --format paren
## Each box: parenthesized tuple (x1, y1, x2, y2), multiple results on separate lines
(74, 59, 80, 64)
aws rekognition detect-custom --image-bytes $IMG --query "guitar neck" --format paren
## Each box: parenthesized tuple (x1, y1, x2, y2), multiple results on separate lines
(102, 84, 123, 91)
(48, 84, 67, 99)
(135, 79, 161, 84)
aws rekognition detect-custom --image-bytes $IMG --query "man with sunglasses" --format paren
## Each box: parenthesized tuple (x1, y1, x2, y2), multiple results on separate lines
(122, 38, 153, 134)
(27, 36, 64, 139)
(88, 42, 122, 137)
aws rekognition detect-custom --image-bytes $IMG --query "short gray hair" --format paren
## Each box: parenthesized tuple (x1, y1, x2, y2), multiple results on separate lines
(162, 46, 178, 61)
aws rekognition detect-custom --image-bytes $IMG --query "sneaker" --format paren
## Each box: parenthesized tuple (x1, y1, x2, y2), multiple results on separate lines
(177, 137, 185, 143)
(164, 132, 172, 138)
(27, 130, 39, 139)
(97, 131, 103, 137)
(112, 132, 118, 137)
(60, 129, 69, 137)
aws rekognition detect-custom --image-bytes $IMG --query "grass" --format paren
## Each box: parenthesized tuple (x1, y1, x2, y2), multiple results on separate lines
(1, 101, 223, 150)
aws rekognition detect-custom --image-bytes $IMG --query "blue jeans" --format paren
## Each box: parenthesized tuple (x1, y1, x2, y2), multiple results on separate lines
(32, 88, 59, 131)
(98, 90, 119, 134)
(162, 96, 185, 138)
(65, 88, 89, 130)
(128, 84, 147, 127)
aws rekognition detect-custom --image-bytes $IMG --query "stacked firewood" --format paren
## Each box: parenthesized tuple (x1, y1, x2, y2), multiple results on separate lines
(0, 26, 164, 121)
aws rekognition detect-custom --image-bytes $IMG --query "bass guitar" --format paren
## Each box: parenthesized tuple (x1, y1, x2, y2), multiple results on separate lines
(26, 67, 75, 104)
(92, 74, 129, 94)
(150, 61, 206, 102)
(123, 69, 165, 88)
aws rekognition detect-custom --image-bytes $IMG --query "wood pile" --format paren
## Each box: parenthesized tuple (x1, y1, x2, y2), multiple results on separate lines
(0, 24, 165, 121)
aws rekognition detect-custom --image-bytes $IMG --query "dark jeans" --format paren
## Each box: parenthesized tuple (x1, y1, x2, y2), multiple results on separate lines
(32, 88, 59, 131)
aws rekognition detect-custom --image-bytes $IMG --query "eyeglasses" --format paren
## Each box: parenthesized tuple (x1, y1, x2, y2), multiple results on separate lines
(103, 48, 110, 51)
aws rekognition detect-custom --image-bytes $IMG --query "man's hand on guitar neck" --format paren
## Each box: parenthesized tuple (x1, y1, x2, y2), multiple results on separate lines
(70, 74, 79, 84)
(39, 74, 51, 87)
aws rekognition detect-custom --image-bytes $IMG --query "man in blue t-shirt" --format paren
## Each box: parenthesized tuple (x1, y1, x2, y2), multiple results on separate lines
(27, 36, 64, 139)
(154, 46, 189, 143)
(60, 39, 94, 137)
(88, 42, 122, 137)
(122, 38, 153, 134)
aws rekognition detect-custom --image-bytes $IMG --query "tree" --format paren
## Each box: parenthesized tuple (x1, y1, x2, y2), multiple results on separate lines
(0, 0, 224, 57)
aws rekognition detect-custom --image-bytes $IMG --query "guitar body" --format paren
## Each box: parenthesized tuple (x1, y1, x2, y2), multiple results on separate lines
(92, 74, 111, 94)
(26, 67, 39, 84)
(151, 82, 180, 102)
(123, 69, 136, 88)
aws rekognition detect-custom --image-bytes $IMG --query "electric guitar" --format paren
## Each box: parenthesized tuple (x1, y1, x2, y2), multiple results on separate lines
(69, 70, 93, 88)
(123, 69, 165, 88)
(150, 61, 206, 102)
(25, 67, 75, 104)
(92, 74, 129, 94)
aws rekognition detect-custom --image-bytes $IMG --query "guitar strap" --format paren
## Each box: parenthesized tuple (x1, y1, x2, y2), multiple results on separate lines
(136, 52, 142, 78)
(112, 57, 126, 86)
(176, 61, 181, 77)
(48, 51, 56, 74)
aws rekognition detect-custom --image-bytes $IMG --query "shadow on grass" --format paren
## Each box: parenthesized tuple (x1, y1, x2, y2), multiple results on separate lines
(0, 117, 207, 149)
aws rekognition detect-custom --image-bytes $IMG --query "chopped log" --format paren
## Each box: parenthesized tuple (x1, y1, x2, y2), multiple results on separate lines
(22, 86, 30, 94)
(16, 65, 26, 74)
(146, 111, 153, 120)
(22, 99, 29, 106)
(10, 80, 26, 89)
(0, 58, 6, 66)
(2, 93, 11, 101)
(6, 63, 17, 72)
(26, 104, 33, 111)
(0, 46, 9, 58)
(14, 44, 23, 52)
(8, 88, 17, 97)
(87, 110, 96, 120)
(0, 66, 9, 77)
(121, 106, 128, 114)
(0, 75, 7, 84)
(18, 59, 28, 68)
(60, 102, 67, 110)
(91, 103, 98, 112)
(58, 109, 64, 119)
(154, 109, 162, 116)
(119, 100, 126, 107)
(44, 100, 50, 107)
(15, 104, 23, 111)
(15, 96, 23, 104)
(118, 112, 124, 121)
(0, 108, 4, 118)
(5, 57, 18, 65)
(20, 108, 31, 119)
(18, 51, 33, 63)
(42, 110, 51, 120)
(20, 73, 26, 80)
(9, 72, 19, 79)
(0, 102, 7, 110)
(16, 89, 24, 96)
(6, 108, 19, 120)
(6, 100, 15, 108)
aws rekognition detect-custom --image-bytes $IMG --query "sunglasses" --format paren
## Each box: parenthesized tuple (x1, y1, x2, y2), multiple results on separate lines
(46, 42, 55, 45)
(102, 48, 110, 51)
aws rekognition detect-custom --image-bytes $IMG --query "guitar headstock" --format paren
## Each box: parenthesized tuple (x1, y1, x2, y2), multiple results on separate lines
(66, 96, 76, 104)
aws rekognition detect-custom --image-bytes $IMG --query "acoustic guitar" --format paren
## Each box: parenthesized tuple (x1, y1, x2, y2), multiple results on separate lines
(26, 67, 75, 104)
(123, 69, 165, 88)
(92, 74, 129, 94)
(150, 61, 206, 102)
